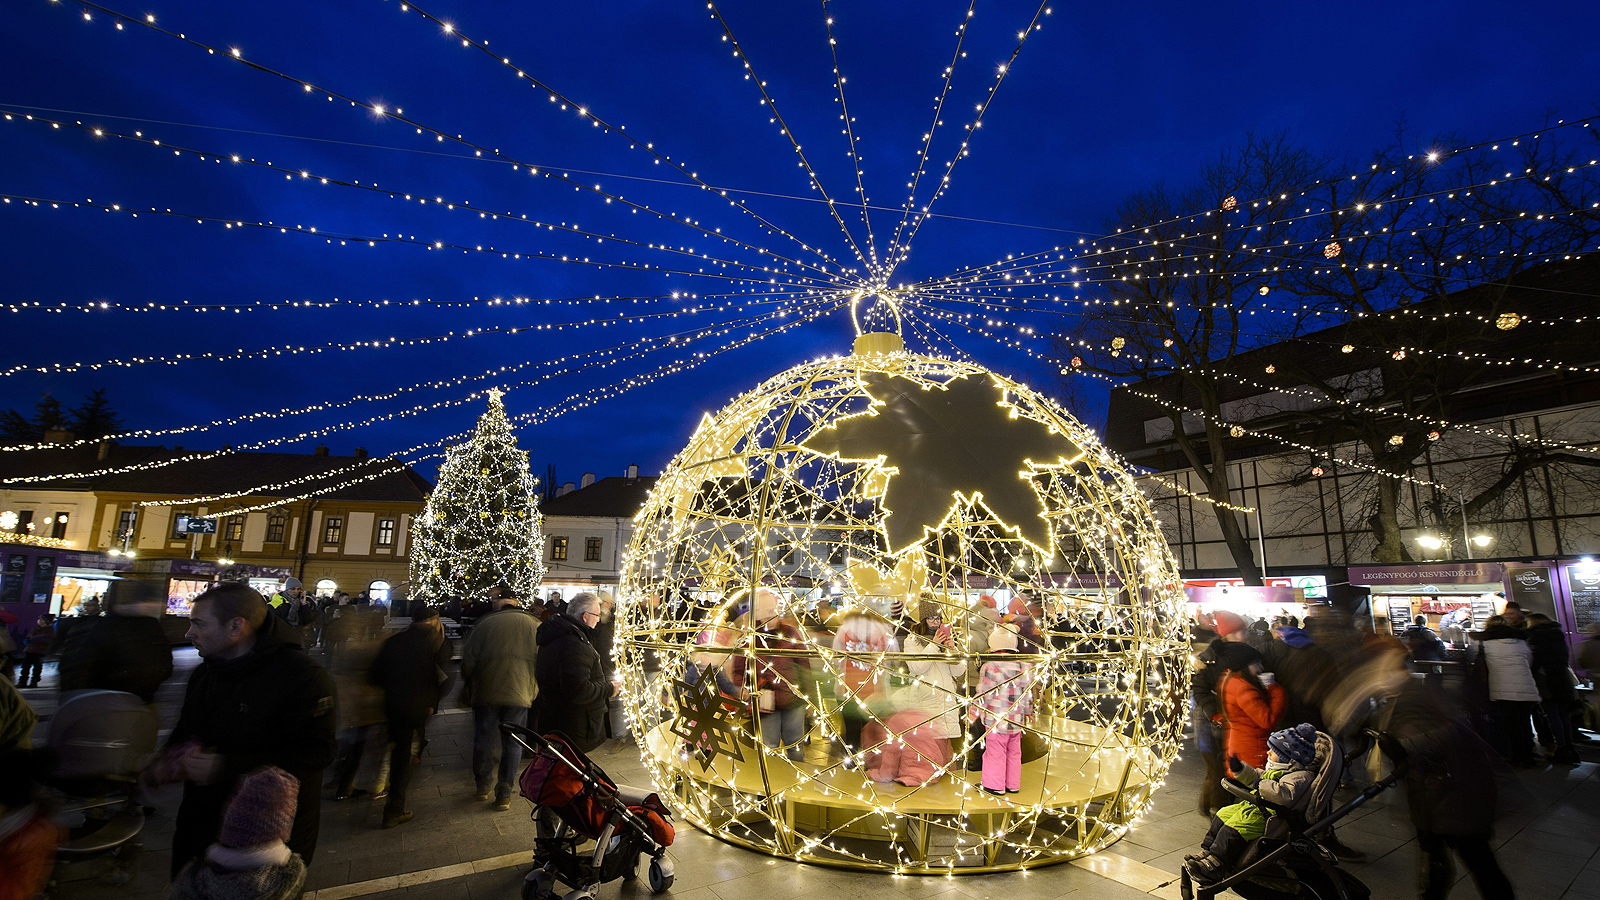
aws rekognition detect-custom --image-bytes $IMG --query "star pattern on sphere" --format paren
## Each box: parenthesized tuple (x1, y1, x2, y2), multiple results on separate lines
(696, 543, 743, 597)
(669, 676, 745, 772)
(803, 372, 1084, 553)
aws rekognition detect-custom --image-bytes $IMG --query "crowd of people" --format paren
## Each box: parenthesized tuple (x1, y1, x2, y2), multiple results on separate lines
(1185, 601, 1596, 900)
(1, 581, 1596, 900)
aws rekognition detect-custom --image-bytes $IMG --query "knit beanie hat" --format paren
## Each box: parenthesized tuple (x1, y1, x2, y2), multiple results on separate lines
(1212, 610, 1246, 637)
(1267, 723, 1318, 766)
(1212, 641, 1262, 673)
(219, 767, 299, 849)
(988, 625, 1019, 653)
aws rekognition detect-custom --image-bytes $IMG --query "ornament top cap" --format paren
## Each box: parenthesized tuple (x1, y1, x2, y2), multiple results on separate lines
(852, 331, 905, 356)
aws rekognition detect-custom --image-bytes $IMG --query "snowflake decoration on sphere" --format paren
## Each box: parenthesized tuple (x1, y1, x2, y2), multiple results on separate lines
(613, 334, 1188, 874)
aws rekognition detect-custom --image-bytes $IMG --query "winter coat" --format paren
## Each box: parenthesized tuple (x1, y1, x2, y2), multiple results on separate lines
(1388, 680, 1498, 835)
(974, 656, 1033, 733)
(1524, 620, 1575, 705)
(329, 632, 386, 730)
(1215, 753, 1319, 841)
(728, 619, 807, 710)
(902, 634, 965, 739)
(0, 678, 37, 751)
(167, 615, 338, 868)
(1400, 625, 1447, 662)
(168, 850, 307, 900)
(460, 608, 541, 708)
(0, 807, 57, 900)
(1474, 627, 1539, 702)
(369, 624, 454, 722)
(1260, 631, 1338, 732)
(1217, 671, 1286, 768)
(58, 611, 174, 703)
(533, 614, 610, 752)
(23, 624, 54, 656)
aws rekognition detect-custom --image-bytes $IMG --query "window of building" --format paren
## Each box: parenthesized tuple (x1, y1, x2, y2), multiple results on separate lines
(116, 509, 136, 544)
(265, 514, 286, 543)
(223, 516, 244, 542)
(376, 518, 396, 546)
(314, 578, 338, 598)
(14, 510, 34, 534)
(584, 537, 603, 562)
(368, 580, 392, 604)
(550, 536, 569, 561)
(774, 538, 795, 565)
(322, 517, 343, 545)
(50, 512, 70, 539)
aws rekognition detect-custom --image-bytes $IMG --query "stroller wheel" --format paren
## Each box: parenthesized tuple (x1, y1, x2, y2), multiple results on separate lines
(647, 859, 674, 894)
(521, 868, 554, 900)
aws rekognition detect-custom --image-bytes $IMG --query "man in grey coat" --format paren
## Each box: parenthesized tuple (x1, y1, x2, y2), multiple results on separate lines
(461, 588, 541, 810)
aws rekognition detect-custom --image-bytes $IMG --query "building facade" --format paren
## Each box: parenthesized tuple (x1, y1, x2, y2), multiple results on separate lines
(538, 470, 657, 603)
(1, 443, 430, 617)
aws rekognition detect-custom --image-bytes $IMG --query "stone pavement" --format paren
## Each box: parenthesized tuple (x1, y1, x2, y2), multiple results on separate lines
(22, 651, 1600, 900)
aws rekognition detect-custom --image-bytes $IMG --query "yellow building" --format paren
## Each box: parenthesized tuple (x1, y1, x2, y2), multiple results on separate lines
(1, 442, 430, 612)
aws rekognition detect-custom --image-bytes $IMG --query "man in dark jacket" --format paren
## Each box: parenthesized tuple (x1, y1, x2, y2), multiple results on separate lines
(1525, 614, 1579, 765)
(461, 591, 541, 811)
(367, 607, 453, 827)
(164, 584, 337, 878)
(59, 580, 173, 703)
(534, 593, 615, 753)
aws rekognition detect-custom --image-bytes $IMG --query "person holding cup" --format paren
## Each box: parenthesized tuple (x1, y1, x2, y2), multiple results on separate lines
(1213, 642, 1286, 769)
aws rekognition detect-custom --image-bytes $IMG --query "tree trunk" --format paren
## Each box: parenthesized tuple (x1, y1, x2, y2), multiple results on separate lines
(1368, 477, 1412, 563)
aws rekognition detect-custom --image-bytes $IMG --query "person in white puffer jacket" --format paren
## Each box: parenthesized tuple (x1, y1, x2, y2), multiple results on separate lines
(1473, 614, 1540, 767)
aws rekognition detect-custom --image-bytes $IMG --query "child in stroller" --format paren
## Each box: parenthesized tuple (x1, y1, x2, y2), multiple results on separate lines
(1187, 724, 1323, 881)
(503, 724, 676, 900)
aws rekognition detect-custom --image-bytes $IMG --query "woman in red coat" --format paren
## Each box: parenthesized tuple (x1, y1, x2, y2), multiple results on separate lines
(1214, 642, 1286, 768)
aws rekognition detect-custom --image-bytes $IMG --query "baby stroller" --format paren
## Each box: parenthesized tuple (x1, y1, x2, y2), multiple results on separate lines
(44, 690, 159, 886)
(1180, 731, 1408, 900)
(502, 723, 676, 900)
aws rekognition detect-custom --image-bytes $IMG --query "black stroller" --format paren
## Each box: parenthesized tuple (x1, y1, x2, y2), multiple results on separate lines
(44, 690, 159, 886)
(502, 723, 676, 900)
(1180, 731, 1407, 900)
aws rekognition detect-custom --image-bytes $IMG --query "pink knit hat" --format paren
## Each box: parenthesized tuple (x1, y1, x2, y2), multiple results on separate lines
(219, 767, 299, 848)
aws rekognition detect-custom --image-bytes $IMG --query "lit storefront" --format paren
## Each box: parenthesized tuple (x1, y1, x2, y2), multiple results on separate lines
(1350, 562, 1508, 645)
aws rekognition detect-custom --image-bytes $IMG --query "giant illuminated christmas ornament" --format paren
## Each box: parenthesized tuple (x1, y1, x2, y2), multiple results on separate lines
(615, 312, 1189, 874)
(409, 389, 545, 603)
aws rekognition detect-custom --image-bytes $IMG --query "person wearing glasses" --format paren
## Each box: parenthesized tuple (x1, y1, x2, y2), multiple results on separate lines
(533, 593, 617, 754)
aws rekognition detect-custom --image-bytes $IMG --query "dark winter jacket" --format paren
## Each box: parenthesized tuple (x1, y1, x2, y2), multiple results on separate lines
(1388, 680, 1499, 835)
(1525, 620, 1575, 705)
(533, 614, 610, 752)
(167, 615, 337, 873)
(368, 623, 454, 722)
(1261, 631, 1339, 731)
(1401, 624, 1447, 662)
(58, 612, 174, 702)
(23, 624, 55, 656)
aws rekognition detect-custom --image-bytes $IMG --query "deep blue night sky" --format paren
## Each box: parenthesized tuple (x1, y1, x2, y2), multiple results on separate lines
(3, 0, 1597, 486)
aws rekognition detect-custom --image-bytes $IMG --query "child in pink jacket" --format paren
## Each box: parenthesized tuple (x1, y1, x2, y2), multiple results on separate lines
(974, 625, 1033, 793)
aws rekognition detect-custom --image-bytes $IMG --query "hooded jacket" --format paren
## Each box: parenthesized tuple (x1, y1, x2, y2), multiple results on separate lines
(533, 614, 610, 752)
(1472, 625, 1539, 702)
(168, 852, 307, 900)
(1217, 670, 1286, 768)
(167, 615, 337, 875)
(460, 607, 541, 708)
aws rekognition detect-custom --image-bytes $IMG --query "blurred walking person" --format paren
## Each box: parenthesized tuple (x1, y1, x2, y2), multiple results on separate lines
(1525, 614, 1580, 765)
(367, 607, 452, 828)
(328, 603, 390, 801)
(59, 579, 173, 703)
(156, 584, 337, 877)
(461, 588, 541, 811)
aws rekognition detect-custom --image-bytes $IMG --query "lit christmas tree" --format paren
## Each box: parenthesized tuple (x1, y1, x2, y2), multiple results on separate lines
(409, 389, 545, 603)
